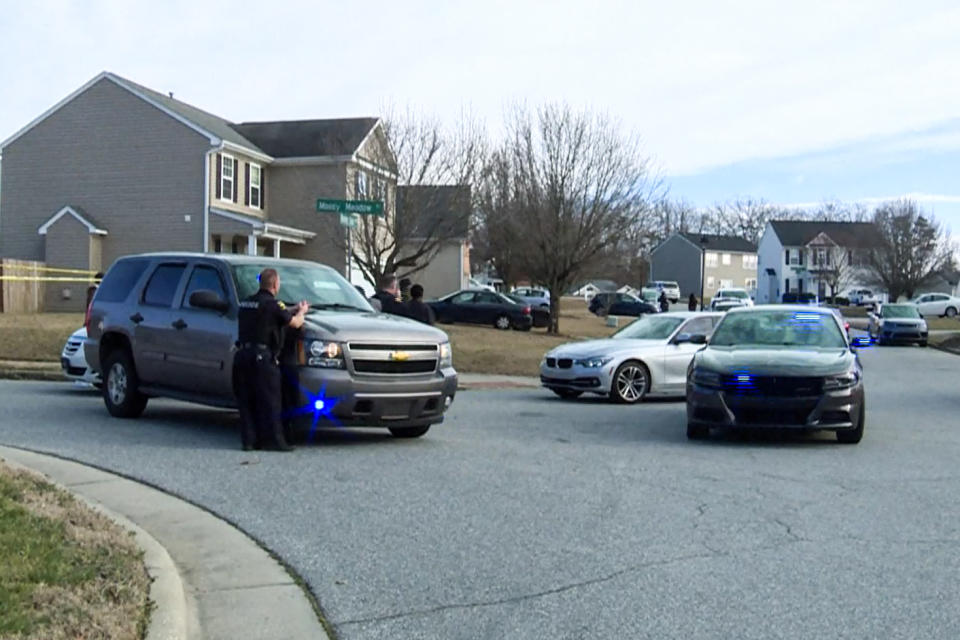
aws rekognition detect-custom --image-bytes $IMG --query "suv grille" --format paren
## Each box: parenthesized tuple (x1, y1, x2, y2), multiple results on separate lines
(348, 343, 438, 376)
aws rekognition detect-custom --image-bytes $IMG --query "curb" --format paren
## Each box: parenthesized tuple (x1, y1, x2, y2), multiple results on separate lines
(0, 451, 191, 640)
(0, 446, 331, 640)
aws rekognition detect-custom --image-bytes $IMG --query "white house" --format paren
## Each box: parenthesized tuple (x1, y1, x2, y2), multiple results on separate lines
(569, 279, 618, 300)
(756, 221, 884, 304)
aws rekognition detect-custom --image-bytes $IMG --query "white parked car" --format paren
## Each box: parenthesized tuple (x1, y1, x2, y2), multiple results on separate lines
(540, 312, 723, 403)
(61, 327, 101, 386)
(646, 280, 681, 303)
(710, 287, 753, 311)
(468, 277, 496, 292)
(848, 289, 879, 306)
(911, 292, 960, 318)
(512, 287, 550, 308)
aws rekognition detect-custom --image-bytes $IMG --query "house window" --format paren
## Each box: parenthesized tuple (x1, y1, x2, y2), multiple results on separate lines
(721, 253, 731, 266)
(785, 278, 790, 292)
(745, 278, 757, 289)
(249, 164, 262, 209)
(220, 153, 235, 202)
(212, 235, 222, 253)
(787, 250, 800, 266)
(742, 255, 757, 269)
(355, 170, 368, 199)
(705, 252, 718, 267)
(720, 279, 733, 288)
(706, 276, 716, 288)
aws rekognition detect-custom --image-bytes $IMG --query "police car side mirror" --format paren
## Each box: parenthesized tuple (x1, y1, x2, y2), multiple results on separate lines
(190, 289, 230, 314)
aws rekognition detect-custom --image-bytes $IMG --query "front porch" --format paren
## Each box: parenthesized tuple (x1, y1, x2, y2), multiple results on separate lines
(209, 208, 315, 257)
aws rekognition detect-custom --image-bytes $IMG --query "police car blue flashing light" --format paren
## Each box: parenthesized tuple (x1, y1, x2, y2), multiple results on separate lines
(314, 399, 326, 411)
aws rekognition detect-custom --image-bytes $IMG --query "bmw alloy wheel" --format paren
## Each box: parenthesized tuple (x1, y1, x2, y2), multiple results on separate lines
(108, 362, 127, 405)
(613, 362, 647, 403)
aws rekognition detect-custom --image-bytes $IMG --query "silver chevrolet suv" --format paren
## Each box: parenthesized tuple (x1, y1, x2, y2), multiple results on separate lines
(85, 253, 457, 438)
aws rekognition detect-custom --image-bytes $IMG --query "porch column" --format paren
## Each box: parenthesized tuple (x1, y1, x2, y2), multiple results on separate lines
(248, 234, 257, 256)
(273, 238, 281, 258)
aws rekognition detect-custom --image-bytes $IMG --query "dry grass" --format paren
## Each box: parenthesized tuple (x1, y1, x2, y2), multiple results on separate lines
(446, 297, 620, 376)
(0, 313, 83, 362)
(0, 461, 151, 639)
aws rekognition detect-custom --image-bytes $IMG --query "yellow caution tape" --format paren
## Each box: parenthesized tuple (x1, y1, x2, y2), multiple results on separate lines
(0, 264, 99, 274)
(0, 276, 98, 282)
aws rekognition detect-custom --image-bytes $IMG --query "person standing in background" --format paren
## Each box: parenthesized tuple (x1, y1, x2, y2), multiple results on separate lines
(405, 284, 435, 325)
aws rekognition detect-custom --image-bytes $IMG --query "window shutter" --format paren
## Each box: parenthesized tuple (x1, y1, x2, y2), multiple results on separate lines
(232, 159, 239, 203)
(245, 163, 250, 206)
(260, 171, 265, 209)
(215, 154, 222, 199)
(799, 250, 805, 266)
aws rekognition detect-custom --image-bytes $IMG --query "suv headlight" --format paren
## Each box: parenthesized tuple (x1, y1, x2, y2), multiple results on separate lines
(691, 368, 723, 388)
(439, 341, 453, 368)
(574, 356, 612, 368)
(823, 370, 860, 390)
(303, 339, 344, 368)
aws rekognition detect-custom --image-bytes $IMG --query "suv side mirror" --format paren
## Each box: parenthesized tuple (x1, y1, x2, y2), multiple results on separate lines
(189, 289, 230, 313)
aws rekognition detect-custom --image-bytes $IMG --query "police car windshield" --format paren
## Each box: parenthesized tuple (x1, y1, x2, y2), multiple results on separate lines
(232, 264, 373, 312)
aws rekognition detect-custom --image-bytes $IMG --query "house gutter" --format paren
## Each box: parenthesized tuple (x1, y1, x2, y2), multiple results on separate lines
(203, 145, 218, 252)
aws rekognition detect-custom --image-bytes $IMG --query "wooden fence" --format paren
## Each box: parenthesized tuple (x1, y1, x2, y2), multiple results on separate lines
(0, 260, 46, 313)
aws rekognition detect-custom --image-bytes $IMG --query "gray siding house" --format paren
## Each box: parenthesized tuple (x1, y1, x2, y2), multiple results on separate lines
(397, 185, 471, 297)
(0, 71, 397, 310)
(650, 232, 758, 302)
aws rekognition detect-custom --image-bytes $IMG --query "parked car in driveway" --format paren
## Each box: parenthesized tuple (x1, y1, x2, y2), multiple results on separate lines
(868, 303, 928, 346)
(430, 289, 533, 330)
(911, 292, 960, 318)
(541, 312, 723, 403)
(589, 292, 658, 317)
(85, 253, 457, 438)
(506, 293, 550, 328)
(686, 305, 865, 443)
(511, 287, 550, 308)
(646, 281, 681, 303)
(61, 327, 101, 386)
(710, 287, 753, 311)
(848, 289, 879, 306)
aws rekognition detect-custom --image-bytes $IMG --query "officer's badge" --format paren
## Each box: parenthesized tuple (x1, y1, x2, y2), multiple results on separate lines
(277, 301, 286, 310)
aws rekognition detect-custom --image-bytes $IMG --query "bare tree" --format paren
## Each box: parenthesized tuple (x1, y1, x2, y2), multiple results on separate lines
(471, 150, 524, 288)
(710, 198, 794, 244)
(866, 199, 954, 300)
(343, 108, 488, 287)
(495, 104, 656, 333)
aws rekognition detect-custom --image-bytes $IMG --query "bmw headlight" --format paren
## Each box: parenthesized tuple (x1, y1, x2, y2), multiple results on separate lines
(439, 341, 453, 368)
(303, 339, 344, 368)
(691, 368, 723, 388)
(823, 369, 860, 391)
(575, 356, 612, 368)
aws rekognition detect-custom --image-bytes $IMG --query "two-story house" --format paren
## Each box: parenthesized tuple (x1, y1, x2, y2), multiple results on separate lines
(650, 232, 758, 302)
(0, 71, 397, 310)
(756, 220, 884, 304)
(396, 185, 471, 297)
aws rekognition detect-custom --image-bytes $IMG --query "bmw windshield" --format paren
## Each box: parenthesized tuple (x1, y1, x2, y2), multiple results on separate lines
(232, 263, 373, 311)
(710, 310, 846, 349)
(612, 315, 684, 340)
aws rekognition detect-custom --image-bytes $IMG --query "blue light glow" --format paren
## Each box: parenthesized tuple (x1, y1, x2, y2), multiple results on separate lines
(314, 399, 326, 411)
(726, 369, 756, 394)
(281, 373, 343, 443)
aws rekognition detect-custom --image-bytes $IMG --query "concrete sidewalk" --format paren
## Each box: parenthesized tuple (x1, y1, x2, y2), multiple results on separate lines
(0, 446, 331, 640)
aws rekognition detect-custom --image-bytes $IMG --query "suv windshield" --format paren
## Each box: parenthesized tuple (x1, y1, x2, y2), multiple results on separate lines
(881, 304, 921, 319)
(710, 310, 846, 348)
(232, 263, 373, 311)
(612, 315, 684, 340)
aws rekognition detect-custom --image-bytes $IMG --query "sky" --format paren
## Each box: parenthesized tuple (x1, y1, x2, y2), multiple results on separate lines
(2, 0, 959, 230)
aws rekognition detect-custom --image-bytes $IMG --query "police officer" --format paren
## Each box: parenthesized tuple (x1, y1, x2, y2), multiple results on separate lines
(371, 273, 409, 316)
(233, 268, 307, 451)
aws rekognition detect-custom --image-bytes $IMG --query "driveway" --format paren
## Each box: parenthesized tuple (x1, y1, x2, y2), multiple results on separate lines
(1, 345, 959, 639)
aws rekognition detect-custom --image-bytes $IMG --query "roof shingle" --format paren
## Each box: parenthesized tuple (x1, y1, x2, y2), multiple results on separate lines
(679, 232, 756, 253)
(397, 185, 471, 240)
(769, 220, 883, 248)
(231, 118, 379, 158)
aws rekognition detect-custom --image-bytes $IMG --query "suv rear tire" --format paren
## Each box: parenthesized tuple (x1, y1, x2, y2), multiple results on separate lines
(103, 349, 148, 418)
(389, 425, 430, 438)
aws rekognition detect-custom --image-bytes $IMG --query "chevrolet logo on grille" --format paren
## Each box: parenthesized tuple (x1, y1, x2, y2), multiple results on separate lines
(389, 351, 411, 361)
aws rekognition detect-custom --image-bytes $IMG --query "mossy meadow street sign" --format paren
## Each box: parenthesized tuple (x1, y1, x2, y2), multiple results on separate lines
(316, 199, 384, 215)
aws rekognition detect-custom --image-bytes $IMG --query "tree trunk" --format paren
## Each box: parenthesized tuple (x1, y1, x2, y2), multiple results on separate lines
(548, 286, 561, 334)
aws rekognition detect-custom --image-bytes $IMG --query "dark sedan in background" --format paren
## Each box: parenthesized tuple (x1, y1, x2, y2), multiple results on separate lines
(506, 293, 550, 328)
(430, 289, 533, 330)
(589, 292, 658, 317)
(686, 306, 865, 444)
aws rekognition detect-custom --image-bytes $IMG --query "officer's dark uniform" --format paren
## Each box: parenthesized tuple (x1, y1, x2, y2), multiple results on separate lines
(371, 290, 408, 316)
(233, 288, 294, 450)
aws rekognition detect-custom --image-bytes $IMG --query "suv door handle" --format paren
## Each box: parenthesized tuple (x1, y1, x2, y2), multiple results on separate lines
(130, 312, 144, 324)
(172, 319, 188, 330)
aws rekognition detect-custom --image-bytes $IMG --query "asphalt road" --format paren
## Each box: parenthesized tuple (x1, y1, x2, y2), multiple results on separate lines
(2, 345, 959, 639)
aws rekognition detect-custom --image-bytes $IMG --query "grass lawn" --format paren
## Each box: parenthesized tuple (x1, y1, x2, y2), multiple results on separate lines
(0, 313, 83, 362)
(0, 461, 150, 639)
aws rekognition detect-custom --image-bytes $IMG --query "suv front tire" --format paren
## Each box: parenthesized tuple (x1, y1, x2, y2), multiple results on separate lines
(103, 349, 148, 418)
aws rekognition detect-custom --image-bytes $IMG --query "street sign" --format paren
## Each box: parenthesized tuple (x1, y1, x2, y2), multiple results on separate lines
(339, 213, 357, 228)
(316, 198, 384, 215)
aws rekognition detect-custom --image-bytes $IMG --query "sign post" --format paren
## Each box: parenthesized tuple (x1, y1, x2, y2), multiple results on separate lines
(316, 198, 384, 280)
